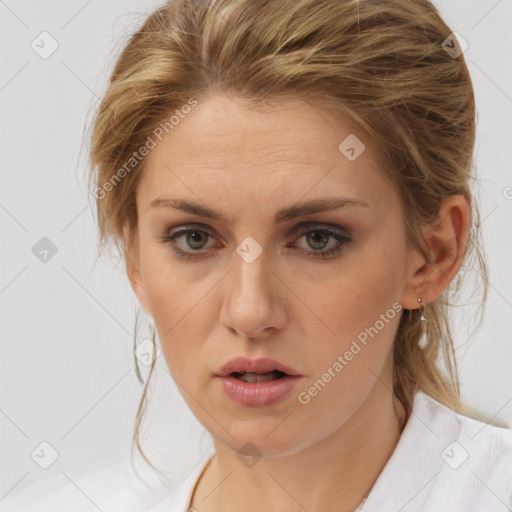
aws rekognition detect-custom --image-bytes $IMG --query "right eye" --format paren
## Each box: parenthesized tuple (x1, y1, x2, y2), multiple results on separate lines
(160, 226, 217, 260)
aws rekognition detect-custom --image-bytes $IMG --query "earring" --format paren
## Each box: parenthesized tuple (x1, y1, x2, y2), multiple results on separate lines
(417, 297, 426, 321)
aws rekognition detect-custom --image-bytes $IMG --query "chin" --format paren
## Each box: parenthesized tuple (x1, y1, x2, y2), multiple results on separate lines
(213, 426, 312, 460)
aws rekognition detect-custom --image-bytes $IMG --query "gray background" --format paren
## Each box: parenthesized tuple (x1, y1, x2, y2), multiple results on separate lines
(1, 0, 511, 510)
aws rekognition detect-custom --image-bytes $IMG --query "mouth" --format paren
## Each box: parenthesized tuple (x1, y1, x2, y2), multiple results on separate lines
(217, 368, 302, 407)
(229, 370, 287, 383)
(216, 356, 301, 379)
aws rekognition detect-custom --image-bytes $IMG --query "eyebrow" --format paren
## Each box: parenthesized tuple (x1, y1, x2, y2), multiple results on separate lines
(149, 196, 369, 224)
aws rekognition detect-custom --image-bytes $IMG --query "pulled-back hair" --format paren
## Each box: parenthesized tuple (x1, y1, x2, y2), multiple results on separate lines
(88, 0, 488, 473)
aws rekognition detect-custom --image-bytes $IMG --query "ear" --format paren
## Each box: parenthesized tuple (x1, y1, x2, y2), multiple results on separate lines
(400, 194, 470, 310)
(122, 221, 153, 318)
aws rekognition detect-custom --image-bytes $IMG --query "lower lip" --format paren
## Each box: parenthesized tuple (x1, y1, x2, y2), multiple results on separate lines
(216, 375, 302, 407)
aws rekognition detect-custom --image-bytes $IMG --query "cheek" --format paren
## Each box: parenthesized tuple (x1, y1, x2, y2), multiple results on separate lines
(138, 246, 198, 367)
(139, 264, 224, 388)
(295, 249, 404, 373)
(139, 238, 194, 314)
(290, 275, 402, 440)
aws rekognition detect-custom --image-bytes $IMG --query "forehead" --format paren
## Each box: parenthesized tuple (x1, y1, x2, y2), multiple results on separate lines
(138, 93, 393, 216)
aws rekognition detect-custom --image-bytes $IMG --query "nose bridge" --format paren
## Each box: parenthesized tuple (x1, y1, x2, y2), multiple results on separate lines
(232, 238, 273, 305)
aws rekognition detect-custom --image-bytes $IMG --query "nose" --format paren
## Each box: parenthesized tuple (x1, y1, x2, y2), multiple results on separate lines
(219, 247, 288, 339)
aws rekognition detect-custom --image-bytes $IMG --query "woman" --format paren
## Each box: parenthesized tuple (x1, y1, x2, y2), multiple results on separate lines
(88, 0, 512, 511)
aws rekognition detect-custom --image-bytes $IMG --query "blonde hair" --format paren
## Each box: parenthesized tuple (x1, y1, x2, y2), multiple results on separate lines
(87, 0, 488, 473)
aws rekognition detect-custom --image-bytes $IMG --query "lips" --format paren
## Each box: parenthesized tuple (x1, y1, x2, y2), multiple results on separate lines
(215, 357, 303, 407)
(215, 356, 301, 378)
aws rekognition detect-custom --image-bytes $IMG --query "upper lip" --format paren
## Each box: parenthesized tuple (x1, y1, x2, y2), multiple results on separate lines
(216, 357, 301, 377)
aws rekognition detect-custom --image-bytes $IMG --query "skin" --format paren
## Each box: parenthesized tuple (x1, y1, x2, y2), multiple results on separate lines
(124, 93, 470, 512)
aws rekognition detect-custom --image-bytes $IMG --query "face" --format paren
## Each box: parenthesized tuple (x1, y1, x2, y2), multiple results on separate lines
(127, 93, 416, 456)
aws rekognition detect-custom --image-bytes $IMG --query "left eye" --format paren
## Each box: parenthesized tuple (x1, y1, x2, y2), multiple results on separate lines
(291, 226, 352, 259)
(160, 224, 352, 260)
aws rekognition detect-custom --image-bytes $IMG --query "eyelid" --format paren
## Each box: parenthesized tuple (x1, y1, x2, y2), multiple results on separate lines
(291, 221, 350, 236)
(167, 222, 218, 237)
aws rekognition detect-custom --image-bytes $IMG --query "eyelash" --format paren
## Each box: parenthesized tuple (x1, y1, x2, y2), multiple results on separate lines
(159, 223, 352, 261)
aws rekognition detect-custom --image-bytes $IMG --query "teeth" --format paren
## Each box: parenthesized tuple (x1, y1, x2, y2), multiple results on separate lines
(234, 371, 283, 383)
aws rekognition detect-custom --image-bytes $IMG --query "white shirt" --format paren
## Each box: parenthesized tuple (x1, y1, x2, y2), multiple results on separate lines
(151, 391, 512, 511)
